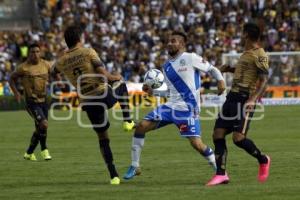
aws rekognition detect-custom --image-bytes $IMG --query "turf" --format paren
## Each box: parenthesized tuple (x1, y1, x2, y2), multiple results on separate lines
(0, 105, 299, 200)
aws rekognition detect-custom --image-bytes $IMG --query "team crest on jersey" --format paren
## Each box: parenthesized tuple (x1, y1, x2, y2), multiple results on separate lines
(180, 59, 186, 66)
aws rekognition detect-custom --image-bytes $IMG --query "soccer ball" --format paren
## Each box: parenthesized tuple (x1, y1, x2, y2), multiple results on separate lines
(144, 69, 164, 89)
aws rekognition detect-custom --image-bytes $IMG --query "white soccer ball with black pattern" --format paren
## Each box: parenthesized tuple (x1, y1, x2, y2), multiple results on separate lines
(144, 69, 164, 89)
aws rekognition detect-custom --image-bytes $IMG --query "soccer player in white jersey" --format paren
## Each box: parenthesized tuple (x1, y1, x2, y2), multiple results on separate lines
(123, 31, 226, 182)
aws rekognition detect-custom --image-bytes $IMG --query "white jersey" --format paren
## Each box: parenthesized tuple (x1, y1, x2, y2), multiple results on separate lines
(162, 52, 214, 111)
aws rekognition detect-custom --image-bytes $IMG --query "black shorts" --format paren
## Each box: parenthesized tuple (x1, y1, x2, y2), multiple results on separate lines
(25, 101, 48, 126)
(214, 91, 255, 134)
(81, 87, 118, 133)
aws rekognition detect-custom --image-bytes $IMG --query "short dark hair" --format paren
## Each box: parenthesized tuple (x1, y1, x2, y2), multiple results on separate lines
(64, 25, 83, 48)
(243, 23, 261, 41)
(171, 31, 188, 43)
(28, 43, 40, 50)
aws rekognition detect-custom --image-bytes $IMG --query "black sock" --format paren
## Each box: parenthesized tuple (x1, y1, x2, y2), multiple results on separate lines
(214, 139, 227, 175)
(117, 83, 132, 122)
(234, 138, 268, 164)
(99, 139, 119, 179)
(27, 131, 40, 154)
(39, 129, 47, 151)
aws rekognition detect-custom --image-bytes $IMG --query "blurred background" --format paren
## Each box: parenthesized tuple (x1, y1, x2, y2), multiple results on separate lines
(0, 0, 299, 108)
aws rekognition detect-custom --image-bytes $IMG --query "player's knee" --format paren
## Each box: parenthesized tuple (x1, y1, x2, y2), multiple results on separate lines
(93, 122, 110, 135)
(39, 120, 48, 130)
(213, 128, 226, 140)
(232, 132, 245, 144)
(135, 122, 147, 134)
(97, 131, 109, 140)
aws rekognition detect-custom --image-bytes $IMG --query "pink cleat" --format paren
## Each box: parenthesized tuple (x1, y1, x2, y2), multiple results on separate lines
(258, 155, 271, 183)
(206, 173, 230, 186)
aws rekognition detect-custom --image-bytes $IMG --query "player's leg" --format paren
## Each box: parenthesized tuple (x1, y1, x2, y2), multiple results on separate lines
(123, 119, 158, 180)
(23, 104, 43, 160)
(24, 128, 39, 161)
(213, 128, 229, 175)
(206, 97, 234, 186)
(176, 111, 216, 171)
(187, 136, 216, 171)
(111, 81, 135, 131)
(124, 105, 172, 180)
(83, 103, 120, 184)
(96, 129, 120, 185)
(232, 110, 270, 182)
(31, 103, 51, 160)
(38, 119, 51, 160)
(205, 128, 230, 186)
(233, 132, 268, 165)
(39, 103, 49, 151)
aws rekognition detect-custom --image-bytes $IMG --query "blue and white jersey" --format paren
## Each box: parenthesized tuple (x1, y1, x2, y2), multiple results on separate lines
(163, 52, 214, 112)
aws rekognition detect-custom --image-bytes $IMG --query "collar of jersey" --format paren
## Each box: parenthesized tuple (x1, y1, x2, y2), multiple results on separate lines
(169, 52, 184, 62)
(67, 47, 80, 53)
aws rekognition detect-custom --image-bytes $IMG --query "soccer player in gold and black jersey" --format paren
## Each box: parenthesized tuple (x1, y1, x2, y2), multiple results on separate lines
(206, 23, 271, 186)
(52, 26, 132, 185)
(9, 44, 52, 161)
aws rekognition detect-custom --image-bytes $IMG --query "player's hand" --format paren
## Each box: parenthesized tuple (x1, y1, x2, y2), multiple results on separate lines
(113, 74, 122, 81)
(245, 97, 256, 112)
(15, 92, 22, 103)
(217, 80, 226, 95)
(142, 84, 153, 96)
(219, 64, 231, 73)
(111, 71, 122, 80)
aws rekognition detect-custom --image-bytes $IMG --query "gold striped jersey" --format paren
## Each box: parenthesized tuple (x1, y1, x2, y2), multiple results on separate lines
(16, 59, 50, 103)
(54, 47, 107, 101)
(231, 48, 269, 95)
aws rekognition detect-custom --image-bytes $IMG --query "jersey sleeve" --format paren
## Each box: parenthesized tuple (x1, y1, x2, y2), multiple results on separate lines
(88, 48, 104, 67)
(45, 60, 52, 74)
(191, 53, 212, 73)
(255, 53, 269, 75)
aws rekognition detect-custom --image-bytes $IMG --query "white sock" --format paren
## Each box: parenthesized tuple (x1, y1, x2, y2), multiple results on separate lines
(131, 137, 145, 167)
(202, 147, 217, 170)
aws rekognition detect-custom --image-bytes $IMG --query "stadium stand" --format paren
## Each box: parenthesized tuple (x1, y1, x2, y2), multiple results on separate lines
(0, 0, 299, 89)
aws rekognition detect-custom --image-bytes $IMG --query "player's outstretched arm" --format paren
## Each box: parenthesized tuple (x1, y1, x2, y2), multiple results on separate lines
(191, 53, 226, 95)
(96, 67, 122, 82)
(50, 64, 66, 89)
(9, 71, 22, 103)
(217, 80, 226, 95)
(219, 64, 235, 73)
(246, 73, 268, 110)
(208, 66, 226, 95)
(142, 84, 153, 96)
(92, 59, 122, 82)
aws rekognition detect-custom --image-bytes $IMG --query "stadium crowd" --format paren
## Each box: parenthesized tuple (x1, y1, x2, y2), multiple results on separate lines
(0, 0, 300, 92)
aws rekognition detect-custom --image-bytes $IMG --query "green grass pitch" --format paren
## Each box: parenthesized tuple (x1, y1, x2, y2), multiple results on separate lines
(0, 105, 299, 200)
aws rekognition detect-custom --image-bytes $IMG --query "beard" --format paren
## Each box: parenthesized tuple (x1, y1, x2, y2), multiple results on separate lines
(168, 49, 179, 57)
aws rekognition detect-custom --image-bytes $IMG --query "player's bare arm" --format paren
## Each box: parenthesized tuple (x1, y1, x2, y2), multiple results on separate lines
(217, 80, 226, 95)
(219, 64, 235, 73)
(92, 59, 122, 82)
(246, 73, 268, 110)
(142, 84, 153, 96)
(50, 64, 65, 88)
(9, 71, 22, 103)
(208, 65, 226, 95)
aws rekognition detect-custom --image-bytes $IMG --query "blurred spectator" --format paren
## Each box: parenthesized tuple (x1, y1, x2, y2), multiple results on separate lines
(0, 0, 299, 90)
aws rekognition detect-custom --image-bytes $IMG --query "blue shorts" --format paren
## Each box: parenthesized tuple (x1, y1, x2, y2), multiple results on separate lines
(144, 105, 201, 137)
